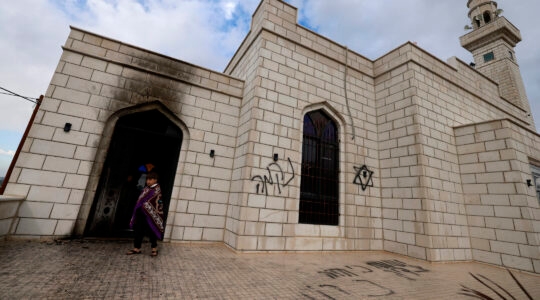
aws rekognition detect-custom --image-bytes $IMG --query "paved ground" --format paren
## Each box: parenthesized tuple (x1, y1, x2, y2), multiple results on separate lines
(0, 239, 538, 299)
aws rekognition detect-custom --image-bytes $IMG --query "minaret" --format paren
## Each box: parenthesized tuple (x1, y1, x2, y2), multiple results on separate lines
(460, 0, 532, 115)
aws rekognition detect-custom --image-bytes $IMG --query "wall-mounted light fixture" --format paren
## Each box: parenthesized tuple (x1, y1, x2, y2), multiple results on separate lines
(63, 123, 72, 132)
(209, 150, 215, 158)
(527, 179, 533, 187)
(273, 153, 278, 161)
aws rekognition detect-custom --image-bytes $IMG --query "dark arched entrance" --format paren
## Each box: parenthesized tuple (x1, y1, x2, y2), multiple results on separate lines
(86, 109, 182, 238)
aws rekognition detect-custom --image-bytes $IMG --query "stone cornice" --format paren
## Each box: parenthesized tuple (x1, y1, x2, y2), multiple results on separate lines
(460, 17, 521, 51)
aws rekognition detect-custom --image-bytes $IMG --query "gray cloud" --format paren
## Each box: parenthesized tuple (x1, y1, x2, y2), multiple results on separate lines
(0, 1, 68, 131)
(289, 0, 539, 128)
(0, 0, 258, 132)
(0, 149, 15, 156)
(0, 0, 538, 134)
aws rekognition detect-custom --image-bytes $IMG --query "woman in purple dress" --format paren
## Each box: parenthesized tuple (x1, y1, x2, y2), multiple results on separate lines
(126, 172, 164, 257)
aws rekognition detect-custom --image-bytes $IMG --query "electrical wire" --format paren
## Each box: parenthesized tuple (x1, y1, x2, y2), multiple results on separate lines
(0, 86, 39, 104)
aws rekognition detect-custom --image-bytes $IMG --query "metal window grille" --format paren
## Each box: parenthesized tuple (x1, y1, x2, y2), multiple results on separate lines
(299, 110, 339, 225)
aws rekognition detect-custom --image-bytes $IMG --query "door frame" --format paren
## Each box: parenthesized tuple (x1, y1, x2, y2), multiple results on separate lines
(74, 101, 190, 240)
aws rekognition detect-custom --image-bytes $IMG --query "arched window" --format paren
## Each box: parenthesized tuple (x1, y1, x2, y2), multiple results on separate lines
(483, 11, 491, 24)
(299, 110, 339, 225)
(474, 15, 481, 28)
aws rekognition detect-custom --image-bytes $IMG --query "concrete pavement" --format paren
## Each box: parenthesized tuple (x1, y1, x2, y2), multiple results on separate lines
(0, 239, 538, 299)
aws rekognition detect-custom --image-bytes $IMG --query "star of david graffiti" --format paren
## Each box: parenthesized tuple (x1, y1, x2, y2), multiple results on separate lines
(353, 165, 374, 191)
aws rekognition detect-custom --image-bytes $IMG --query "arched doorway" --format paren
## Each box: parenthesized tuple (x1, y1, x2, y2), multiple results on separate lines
(86, 109, 183, 237)
(299, 109, 339, 225)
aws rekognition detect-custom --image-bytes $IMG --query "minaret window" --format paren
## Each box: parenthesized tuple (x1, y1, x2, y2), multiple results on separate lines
(483, 11, 491, 24)
(483, 52, 495, 62)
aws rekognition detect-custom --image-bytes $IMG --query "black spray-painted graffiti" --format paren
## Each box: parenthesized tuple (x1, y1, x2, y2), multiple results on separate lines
(302, 285, 350, 299)
(251, 158, 295, 196)
(302, 261, 430, 299)
(354, 280, 394, 298)
(304, 260, 535, 299)
(353, 165, 374, 191)
(366, 259, 429, 281)
(459, 270, 533, 300)
(301, 265, 394, 299)
(318, 265, 372, 279)
(302, 282, 394, 299)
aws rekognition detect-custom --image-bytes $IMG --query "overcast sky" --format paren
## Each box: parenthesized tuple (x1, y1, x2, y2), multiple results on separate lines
(0, 0, 539, 177)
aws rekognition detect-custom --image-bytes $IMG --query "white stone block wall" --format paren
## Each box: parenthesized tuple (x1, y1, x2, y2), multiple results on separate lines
(374, 47, 471, 262)
(3, 0, 539, 275)
(224, 34, 266, 249)
(372, 40, 536, 263)
(472, 40, 530, 111)
(374, 56, 430, 260)
(225, 0, 381, 251)
(0, 196, 23, 238)
(446, 56, 531, 129)
(226, 0, 537, 262)
(455, 119, 540, 273)
(6, 27, 244, 241)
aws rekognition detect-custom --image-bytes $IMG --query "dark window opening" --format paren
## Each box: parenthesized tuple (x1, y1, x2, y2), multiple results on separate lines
(532, 165, 540, 204)
(509, 51, 514, 60)
(299, 110, 339, 225)
(483, 11, 491, 23)
(483, 52, 495, 62)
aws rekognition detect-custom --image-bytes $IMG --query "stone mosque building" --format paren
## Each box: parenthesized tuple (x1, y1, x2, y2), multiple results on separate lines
(1, 0, 539, 273)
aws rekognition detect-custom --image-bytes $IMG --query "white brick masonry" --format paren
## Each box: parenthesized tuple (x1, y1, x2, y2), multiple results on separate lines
(456, 120, 540, 273)
(4, 0, 539, 275)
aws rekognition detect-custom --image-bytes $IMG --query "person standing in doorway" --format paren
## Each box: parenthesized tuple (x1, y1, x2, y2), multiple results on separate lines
(126, 171, 164, 257)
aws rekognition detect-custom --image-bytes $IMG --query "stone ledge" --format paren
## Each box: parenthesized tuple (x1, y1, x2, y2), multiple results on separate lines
(0, 195, 25, 239)
(0, 195, 25, 202)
